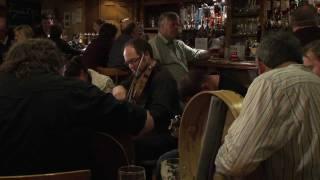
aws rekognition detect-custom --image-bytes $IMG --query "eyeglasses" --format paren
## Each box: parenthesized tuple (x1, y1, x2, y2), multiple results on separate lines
(125, 55, 144, 65)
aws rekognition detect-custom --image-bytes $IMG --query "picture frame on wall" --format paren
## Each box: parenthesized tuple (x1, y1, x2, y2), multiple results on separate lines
(64, 12, 71, 28)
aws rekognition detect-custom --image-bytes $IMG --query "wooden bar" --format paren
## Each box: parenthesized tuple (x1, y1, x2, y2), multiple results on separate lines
(191, 59, 258, 88)
(194, 59, 258, 70)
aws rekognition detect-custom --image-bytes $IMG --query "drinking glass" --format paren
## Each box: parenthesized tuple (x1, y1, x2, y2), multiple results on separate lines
(118, 165, 146, 180)
(160, 158, 180, 180)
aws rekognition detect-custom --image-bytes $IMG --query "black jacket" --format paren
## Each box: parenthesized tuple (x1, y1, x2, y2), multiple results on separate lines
(0, 71, 146, 175)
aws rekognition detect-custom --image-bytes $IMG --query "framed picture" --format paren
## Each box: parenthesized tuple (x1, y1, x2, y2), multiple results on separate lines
(64, 12, 71, 28)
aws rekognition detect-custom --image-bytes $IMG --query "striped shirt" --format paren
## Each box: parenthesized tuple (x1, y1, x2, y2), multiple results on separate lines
(215, 64, 320, 180)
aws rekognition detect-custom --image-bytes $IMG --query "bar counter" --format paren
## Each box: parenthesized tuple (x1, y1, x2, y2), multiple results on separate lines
(192, 58, 258, 70)
(190, 59, 258, 88)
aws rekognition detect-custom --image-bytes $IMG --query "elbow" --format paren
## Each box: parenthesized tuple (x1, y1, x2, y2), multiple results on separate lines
(215, 156, 258, 177)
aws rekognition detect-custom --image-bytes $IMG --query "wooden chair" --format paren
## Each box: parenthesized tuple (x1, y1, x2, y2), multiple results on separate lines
(0, 170, 91, 180)
(91, 132, 133, 180)
(179, 90, 243, 180)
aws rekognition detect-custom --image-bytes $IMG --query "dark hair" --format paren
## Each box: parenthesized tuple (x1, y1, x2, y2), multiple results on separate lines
(99, 23, 117, 39)
(0, 5, 7, 18)
(122, 22, 136, 35)
(256, 31, 302, 68)
(64, 56, 90, 80)
(291, 4, 318, 27)
(158, 11, 179, 27)
(178, 70, 210, 102)
(0, 39, 64, 78)
(125, 38, 154, 58)
(303, 40, 320, 58)
(49, 25, 62, 39)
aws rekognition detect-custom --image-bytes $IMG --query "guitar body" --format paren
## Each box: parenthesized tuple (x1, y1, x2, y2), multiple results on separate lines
(91, 132, 134, 180)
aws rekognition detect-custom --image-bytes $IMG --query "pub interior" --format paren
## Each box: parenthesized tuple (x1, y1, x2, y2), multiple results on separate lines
(0, 0, 320, 180)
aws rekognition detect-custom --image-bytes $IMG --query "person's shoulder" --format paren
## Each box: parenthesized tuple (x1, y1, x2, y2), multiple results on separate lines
(257, 64, 320, 87)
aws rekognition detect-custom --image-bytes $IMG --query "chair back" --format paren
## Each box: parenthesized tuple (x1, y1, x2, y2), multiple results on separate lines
(179, 90, 243, 180)
(0, 170, 91, 180)
(91, 132, 133, 180)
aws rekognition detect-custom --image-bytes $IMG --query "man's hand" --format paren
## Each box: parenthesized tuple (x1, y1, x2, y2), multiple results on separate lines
(112, 85, 127, 101)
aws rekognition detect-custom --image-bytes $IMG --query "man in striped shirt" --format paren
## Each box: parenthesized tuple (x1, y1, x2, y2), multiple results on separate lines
(215, 31, 320, 179)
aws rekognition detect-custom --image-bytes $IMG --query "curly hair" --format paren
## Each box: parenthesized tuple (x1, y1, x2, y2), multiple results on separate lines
(0, 39, 65, 78)
(14, 24, 34, 39)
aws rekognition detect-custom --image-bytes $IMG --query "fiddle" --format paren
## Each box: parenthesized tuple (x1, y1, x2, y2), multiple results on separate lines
(127, 54, 157, 104)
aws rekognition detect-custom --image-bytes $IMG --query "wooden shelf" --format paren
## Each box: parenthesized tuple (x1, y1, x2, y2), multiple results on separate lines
(144, 27, 158, 31)
(231, 13, 260, 18)
(231, 34, 257, 38)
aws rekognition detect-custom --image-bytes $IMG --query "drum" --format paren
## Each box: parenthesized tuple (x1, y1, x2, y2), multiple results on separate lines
(179, 90, 243, 180)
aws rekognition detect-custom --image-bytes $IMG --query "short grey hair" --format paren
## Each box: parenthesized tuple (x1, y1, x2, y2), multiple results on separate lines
(256, 31, 302, 68)
(158, 11, 179, 28)
(303, 40, 320, 58)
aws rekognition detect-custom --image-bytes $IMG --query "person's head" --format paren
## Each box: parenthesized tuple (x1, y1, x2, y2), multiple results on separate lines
(14, 25, 34, 42)
(0, 39, 64, 78)
(93, 19, 104, 33)
(98, 22, 117, 40)
(303, 40, 320, 76)
(122, 22, 140, 38)
(49, 25, 62, 39)
(290, 4, 318, 31)
(0, 5, 7, 31)
(64, 56, 91, 82)
(123, 38, 154, 75)
(41, 14, 52, 34)
(178, 70, 219, 103)
(255, 31, 302, 74)
(158, 12, 180, 40)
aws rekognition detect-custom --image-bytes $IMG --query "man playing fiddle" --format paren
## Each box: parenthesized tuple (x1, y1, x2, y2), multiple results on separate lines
(112, 38, 181, 163)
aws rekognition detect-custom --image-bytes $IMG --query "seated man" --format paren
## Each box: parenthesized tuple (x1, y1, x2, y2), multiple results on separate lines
(64, 56, 115, 93)
(112, 38, 181, 162)
(215, 32, 320, 179)
(0, 39, 153, 176)
(303, 40, 320, 76)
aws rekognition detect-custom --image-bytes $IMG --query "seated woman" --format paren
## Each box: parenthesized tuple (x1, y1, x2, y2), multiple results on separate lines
(64, 56, 115, 93)
(49, 25, 80, 59)
(14, 25, 34, 43)
(82, 23, 117, 69)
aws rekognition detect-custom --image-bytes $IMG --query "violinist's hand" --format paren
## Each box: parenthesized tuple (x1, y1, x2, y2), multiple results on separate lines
(112, 85, 127, 101)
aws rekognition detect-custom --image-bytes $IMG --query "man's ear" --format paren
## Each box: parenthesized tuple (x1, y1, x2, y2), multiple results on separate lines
(257, 58, 267, 74)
